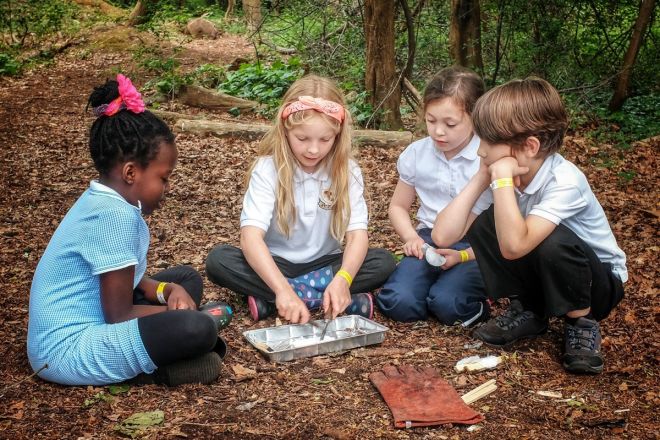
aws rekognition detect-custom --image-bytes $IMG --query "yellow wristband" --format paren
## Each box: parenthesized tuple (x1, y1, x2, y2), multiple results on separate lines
(490, 177, 514, 190)
(336, 269, 353, 287)
(459, 250, 470, 263)
(156, 282, 168, 304)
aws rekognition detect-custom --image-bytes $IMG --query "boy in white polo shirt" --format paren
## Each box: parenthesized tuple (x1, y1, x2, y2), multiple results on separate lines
(206, 75, 395, 324)
(433, 78, 626, 374)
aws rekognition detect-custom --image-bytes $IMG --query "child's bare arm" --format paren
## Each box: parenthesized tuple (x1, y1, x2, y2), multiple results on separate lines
(432, 164, 490, 247)
(323, 229, 368, 318)
(389, 180, 425, 258)
(100, 267, 165, 323)
(241, 225, 310, 323)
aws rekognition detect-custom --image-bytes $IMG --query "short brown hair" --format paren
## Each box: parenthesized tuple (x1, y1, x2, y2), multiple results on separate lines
(423, 66, 485, 114)
(472, 77, 568, 155)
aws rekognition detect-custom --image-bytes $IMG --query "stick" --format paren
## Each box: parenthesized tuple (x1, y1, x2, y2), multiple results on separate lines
(461, 379, 497, 405)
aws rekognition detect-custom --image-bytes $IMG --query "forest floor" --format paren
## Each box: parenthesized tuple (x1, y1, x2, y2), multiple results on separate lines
(0, 20, 658, 440)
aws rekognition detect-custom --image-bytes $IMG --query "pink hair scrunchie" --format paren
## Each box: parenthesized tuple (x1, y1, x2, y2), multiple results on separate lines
(93, 74, 145, 117)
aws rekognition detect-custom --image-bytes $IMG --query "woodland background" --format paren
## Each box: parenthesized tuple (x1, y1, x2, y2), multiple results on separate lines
(0, 0, 658, 439)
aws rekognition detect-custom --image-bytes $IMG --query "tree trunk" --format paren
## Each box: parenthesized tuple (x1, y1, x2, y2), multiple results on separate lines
(608, 0, 655, 111)
(449, 0, 483, 72)
(225, 0, 235, 19)
(243, 0, 262, 33)
(128, 0, 151, 26)
(363, 0, 402, 130)
(173, 119, 414, 148)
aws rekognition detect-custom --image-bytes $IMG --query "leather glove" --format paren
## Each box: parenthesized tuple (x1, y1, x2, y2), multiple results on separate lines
(369, 365, 484, 428)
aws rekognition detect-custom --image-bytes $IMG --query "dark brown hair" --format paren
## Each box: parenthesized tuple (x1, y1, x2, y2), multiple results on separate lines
(423, 65, 485, 114)
(472, 77, 568, 155)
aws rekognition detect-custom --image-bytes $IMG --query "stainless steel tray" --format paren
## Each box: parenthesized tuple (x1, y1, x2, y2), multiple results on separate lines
(243, 315, 388, 362)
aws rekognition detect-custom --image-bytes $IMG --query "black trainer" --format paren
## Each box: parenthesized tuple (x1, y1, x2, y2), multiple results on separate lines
(562, 317, 604, 374)
(129, 351, 222, 386)
(472, 299, 548, 347)
(247, 295, 276, 321)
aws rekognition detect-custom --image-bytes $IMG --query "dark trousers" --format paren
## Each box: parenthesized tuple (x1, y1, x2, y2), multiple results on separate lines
(467, 206, 624, 320)
(376, 228, 486, 324)
(136, 265, 220, 367)
(205, 245, 396, 301)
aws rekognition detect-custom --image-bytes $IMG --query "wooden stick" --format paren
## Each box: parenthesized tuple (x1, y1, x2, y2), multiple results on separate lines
(461, 379, 497, 405)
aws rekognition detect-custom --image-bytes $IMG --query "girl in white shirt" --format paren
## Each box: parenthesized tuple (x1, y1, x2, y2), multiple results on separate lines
(206, 75, 395, 323)
(376, 66, 488, 326)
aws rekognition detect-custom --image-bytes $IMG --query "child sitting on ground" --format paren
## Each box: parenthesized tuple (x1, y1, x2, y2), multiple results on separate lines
(376, 66, 488, 326)
(206, 75, 395, 324)
(27, 75, 231, 386)
(433, 77, 626, 374)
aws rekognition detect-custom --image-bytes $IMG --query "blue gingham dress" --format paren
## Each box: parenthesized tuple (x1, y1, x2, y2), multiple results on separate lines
(27, 181, 157, 385)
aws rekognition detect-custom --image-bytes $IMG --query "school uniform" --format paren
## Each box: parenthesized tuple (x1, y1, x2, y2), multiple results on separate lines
(467, 153, 626, 319)
(28, 181, 216, 386)
(206, 156, 395, 299)
(376, 135, 487, 325)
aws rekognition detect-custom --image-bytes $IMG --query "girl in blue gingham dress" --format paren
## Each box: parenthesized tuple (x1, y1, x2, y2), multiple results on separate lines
(27, 75, 228, 386)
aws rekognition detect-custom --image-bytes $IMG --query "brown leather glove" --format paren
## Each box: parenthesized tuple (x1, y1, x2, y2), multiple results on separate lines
(369, 365, 484, 428)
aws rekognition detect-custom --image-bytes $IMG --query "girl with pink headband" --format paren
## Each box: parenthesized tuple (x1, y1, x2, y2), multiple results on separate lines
(207, 74, 395, 324)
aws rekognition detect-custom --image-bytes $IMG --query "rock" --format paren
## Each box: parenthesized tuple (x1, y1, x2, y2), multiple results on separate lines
(185, 18, 219, 39)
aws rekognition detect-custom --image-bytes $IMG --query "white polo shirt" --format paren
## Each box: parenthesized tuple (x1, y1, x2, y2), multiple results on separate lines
(473, 153, 628, 282)
(398, 134, 481, 229)
(240, 156, 369, 263)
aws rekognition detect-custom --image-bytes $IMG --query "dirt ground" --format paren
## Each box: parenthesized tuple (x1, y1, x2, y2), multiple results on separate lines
(0, 23, 658, 440)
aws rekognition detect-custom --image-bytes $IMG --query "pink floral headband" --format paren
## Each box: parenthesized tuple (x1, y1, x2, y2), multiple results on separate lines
(92, 74, 145, 117)
(281, 96, 345, 123)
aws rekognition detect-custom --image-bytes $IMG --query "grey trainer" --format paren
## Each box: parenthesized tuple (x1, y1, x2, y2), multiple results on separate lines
(562, 317, 604, 374)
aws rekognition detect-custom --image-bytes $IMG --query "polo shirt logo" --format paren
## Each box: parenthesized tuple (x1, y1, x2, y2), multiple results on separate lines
(318, 189, 335, 210)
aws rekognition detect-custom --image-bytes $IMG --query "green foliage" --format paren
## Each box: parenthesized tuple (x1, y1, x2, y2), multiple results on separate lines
(133, 46, 186, 96)
(346, 91, 375, 127)
(186, 63, 226, 89)
(219, 58, 305, 113)
(0, 53, 21, 76)
(566, 91, 660, 148)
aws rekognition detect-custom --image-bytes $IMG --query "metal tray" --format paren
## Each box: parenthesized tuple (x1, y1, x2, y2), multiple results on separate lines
(243, 315, 389, 362)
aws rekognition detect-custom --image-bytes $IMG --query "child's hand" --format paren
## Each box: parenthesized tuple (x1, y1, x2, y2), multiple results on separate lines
(434, 248, 462, 270)
(403, 236, 426, 259)
(323, 277, 352, 319)
(167, 284, 196, 310)
(489, 156, 529, 186)
(276, 289, 310, 324)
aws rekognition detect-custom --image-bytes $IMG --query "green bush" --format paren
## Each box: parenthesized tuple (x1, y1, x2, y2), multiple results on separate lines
(0, 53, 21, 76)
(219, 58, 305, 114)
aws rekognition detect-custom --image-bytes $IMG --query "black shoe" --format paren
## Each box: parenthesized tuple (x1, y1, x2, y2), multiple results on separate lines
(199, 301, 233, 330)
(248, 296, 276, 321)
(472, 299, 548, 347)
(461, 300, 491, 327)
(562, 317, 604, 374)
(128, 352, 222, 387)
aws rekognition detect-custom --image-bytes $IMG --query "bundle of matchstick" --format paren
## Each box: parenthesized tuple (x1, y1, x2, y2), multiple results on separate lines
(461, 379, 497, 405)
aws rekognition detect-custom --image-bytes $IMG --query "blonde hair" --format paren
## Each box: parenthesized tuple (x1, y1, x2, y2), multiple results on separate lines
(472, 77, 568, 155)
(248, 74, 354, 240)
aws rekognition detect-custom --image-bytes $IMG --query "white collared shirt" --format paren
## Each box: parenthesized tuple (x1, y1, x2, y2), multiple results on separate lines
(473, 153, 628, 282)
(397, 134, 481, 229)
(241, 156, 368, 263)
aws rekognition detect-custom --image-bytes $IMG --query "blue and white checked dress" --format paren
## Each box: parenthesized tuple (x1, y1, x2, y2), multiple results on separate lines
(27, 181, 157, 385)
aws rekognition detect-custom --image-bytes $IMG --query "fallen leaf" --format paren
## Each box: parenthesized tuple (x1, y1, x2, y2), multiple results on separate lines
(231, 364, 257, 381)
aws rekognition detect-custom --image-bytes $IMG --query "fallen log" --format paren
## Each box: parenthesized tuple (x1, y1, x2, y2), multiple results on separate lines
(150, 109, 209, 121)
(174, 119, 413, 148)
(177, 85, 258, 111)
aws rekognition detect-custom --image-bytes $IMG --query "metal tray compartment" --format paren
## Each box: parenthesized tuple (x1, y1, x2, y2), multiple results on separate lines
(243, 315, 389, 362)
